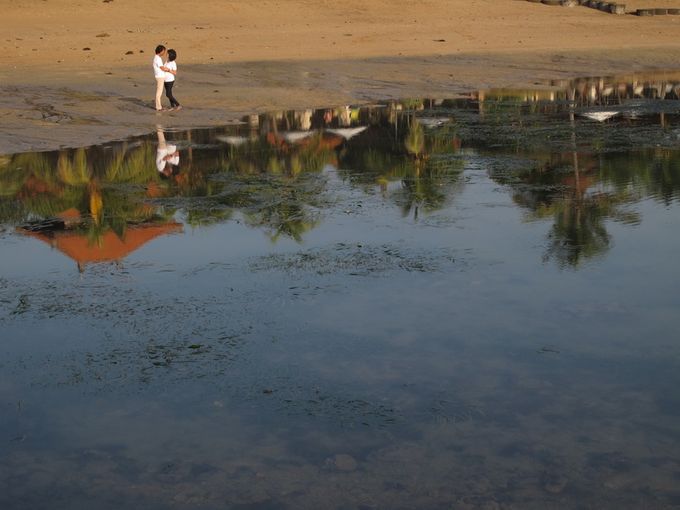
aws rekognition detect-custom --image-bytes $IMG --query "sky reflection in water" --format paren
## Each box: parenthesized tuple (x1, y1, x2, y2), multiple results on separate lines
(1, 76, 680, 509)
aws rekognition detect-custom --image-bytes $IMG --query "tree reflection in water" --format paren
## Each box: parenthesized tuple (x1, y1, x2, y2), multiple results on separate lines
(1, 77, 680, 268)
(466, 78, 680, 267)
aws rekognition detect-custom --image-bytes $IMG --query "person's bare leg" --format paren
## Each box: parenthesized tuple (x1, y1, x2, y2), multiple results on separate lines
(155, 78, 165, 110)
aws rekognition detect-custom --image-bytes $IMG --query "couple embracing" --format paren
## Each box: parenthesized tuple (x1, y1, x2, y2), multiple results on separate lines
(153, 45, 181, 112)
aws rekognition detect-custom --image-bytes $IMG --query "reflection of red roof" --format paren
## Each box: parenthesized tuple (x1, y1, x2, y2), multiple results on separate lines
(56, 207, 82, 227)
(21, 222, 182, 265)
(267, 132, 345, 151)
(302, 133, 344, 150)
(57, 207, 81, 220)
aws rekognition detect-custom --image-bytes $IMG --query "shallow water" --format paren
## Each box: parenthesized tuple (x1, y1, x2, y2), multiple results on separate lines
(1, 77, 680, 509)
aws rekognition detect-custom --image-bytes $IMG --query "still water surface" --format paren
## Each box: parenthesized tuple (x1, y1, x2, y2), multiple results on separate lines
(1, 77, 680, 509)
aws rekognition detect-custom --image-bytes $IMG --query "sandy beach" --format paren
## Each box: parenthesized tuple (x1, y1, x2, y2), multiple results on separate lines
(2, 0, 680, 153)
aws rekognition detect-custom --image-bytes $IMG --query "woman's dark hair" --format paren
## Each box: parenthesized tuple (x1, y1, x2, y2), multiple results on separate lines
(159, 162, 180, 179)
(155, 45, 166, 55)
(167, 49, 177, 61)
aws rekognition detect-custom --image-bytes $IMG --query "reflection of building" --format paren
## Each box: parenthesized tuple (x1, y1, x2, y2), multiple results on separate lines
(20, 220, 182, 272)
(473, 72, 680, 107)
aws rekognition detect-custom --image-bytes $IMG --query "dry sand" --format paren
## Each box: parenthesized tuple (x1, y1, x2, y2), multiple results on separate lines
(1, 0, 680, 153)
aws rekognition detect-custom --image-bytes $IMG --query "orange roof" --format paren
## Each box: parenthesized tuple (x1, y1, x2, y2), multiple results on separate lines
(21, 222, 182, 265)
(56, 207, 81, 220)
(308, 133, 344, 151)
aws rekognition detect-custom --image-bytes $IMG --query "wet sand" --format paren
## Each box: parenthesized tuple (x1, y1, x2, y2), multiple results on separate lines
(2, 0, 680, 153)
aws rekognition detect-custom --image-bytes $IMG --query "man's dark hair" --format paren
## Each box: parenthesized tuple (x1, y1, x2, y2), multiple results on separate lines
(155, 45, 166, 55)
(167, 49, 177, 62)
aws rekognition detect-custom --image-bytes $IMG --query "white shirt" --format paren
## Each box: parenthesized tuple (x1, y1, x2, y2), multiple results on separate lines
(164, 61, 177, 83)
(153, 55, 165, 79)
(168, 146, 179, 166)
(156, 145, 168, 172)
(156, 144, 178, 172)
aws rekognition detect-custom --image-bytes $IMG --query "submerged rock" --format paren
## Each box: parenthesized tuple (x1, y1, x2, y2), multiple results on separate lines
(325, 454, 358, 472)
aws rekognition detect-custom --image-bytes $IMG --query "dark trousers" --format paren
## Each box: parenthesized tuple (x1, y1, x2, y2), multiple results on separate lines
(164, 81, 180, 107)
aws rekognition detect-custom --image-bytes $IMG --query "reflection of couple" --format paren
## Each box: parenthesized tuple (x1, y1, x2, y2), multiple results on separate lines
(152, 45, 181, 112)
(156, 128, 180, 177)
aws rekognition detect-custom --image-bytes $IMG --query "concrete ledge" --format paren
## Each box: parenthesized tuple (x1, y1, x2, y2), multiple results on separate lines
(635, 7, 680, 15)
(530, 0, 680, 15)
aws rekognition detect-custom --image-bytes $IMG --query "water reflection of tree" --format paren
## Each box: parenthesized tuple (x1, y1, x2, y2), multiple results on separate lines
(599, 149, 680, 207)
(470, 88, 680, 267)
(543, 191, 614, 267)
(404, 116, 425, 160)
(5, 94, 678, 257)
(243, 192, 320, 243)
(493, 152, 643, 268)
(204, 131, 333, 241)
(169, 107, 466, 230)
(0, 144, 166, 239)
(338, 112, 464, 218)
(0, 130, 334, 244)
